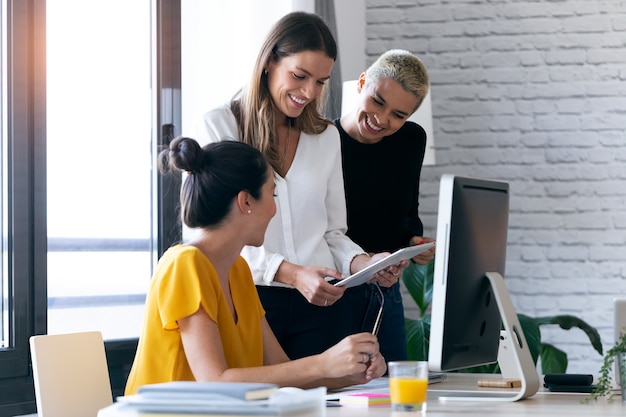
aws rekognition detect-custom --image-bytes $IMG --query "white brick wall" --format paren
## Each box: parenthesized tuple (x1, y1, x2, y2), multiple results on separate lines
(366, 0, 626, 374)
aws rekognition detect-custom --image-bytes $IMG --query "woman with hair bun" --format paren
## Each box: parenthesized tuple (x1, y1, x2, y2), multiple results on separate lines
(124, 137, 386, 395)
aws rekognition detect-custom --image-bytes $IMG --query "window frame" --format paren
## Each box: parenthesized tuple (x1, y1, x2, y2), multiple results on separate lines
(0, 0, 46, 377)
(0, 1, 46, 414)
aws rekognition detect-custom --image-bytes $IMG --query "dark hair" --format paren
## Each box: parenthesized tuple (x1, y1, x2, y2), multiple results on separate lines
(158, 137, 269, 228)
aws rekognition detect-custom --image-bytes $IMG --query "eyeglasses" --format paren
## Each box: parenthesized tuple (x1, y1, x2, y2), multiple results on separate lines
(371, 283, 384, 336)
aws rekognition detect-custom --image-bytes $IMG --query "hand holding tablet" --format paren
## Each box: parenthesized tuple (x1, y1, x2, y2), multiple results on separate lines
(333, 242, 436, 288)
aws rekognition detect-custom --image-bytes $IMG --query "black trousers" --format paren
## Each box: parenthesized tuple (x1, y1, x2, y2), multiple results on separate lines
(257, 285, 378, 360)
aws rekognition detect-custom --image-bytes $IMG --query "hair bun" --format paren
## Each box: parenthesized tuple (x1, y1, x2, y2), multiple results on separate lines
(169, 136, 204, 173)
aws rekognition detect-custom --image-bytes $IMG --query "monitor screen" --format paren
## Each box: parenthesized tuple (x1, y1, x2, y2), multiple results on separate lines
(429, 174, 510, 372)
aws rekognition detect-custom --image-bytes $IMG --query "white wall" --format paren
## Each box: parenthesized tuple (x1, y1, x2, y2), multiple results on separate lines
(365, 0, 626, 375)
(181, 0, 297, 135)
(180, 0, 626, 375)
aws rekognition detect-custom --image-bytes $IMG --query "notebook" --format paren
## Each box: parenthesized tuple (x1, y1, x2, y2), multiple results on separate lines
(137, 381, 278, 401)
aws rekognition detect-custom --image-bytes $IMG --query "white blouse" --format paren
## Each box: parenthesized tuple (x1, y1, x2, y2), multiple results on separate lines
(192, 104, 365, 287)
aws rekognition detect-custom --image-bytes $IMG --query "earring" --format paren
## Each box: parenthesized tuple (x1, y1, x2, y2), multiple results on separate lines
(247, 209, 252, 214)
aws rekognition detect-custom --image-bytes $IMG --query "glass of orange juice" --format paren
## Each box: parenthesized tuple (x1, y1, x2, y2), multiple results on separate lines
(388, 361, 429, 412)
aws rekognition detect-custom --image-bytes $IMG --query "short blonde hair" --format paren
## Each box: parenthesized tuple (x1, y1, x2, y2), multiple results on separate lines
(364, 49, 429, 112)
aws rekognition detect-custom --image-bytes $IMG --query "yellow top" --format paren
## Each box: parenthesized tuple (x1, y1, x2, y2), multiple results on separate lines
(124, 245, 265, 395)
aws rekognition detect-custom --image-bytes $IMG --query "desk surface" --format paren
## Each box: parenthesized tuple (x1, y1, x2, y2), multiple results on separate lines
(98, 374, 624, 417)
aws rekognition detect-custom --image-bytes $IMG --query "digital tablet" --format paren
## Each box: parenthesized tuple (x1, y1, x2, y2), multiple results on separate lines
(333, 242, 435, 288)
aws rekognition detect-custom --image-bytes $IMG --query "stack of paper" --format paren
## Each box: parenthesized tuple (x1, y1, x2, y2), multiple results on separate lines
(137, 381, 279, 401)
(116, 381, 326, 417)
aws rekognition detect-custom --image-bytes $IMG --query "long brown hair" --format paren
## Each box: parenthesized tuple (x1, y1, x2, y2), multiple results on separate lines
(230, 11, 337, 172)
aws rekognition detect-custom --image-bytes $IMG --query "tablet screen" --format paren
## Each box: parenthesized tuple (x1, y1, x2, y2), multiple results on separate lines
(334, 242, 435, 288)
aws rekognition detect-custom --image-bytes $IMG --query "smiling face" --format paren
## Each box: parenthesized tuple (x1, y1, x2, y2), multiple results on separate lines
(266, 50, 334, 119)
(353, 74, 420, 144)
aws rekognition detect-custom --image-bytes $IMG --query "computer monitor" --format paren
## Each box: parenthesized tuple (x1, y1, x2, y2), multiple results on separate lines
(428, 174, 540, 401)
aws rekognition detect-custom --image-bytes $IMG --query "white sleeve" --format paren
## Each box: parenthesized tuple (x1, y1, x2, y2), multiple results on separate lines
(241, 245, 286, 286)
(191, 104, 239, 147)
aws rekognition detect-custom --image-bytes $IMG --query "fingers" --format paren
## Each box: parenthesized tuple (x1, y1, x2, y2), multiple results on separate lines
(377, 271, 398, 287)
(347, 332, 380, 352)
(386, 267, 402, 277)
(381, 257, 407, 276)
(322, 334, 380, 378)
(351, 348, 383, 380)
(345, 334, 384, 380)
(372, 263, 404, 287)
(411, 236, 435, 246)
(296, 267, 347, 306)
(410, 236, 436, 265)
(412, 252, 434, 265)
(348, 349, 376, 367)
(314, 279, 346, 307)
(366, 354, 386, 379)
(411, 247, 436, 265)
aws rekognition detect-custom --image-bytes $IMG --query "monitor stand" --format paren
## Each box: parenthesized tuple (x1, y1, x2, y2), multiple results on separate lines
(438, 272, 541, 402)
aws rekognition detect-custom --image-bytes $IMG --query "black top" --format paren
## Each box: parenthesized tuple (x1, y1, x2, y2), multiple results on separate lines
(334, 119, 426, 253)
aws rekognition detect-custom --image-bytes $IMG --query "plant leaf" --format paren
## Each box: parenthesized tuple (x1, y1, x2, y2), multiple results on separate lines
(400, 259, 604, 381)
(405, 315, 430, 361)
(401, 260, 434, 316)
(518, 313, 541, 365)
(540, 343, 568, 374)
(531, 315, 603, 356)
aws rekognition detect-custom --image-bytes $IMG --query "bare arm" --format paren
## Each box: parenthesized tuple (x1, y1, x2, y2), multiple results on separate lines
(179, 308, 385, 388)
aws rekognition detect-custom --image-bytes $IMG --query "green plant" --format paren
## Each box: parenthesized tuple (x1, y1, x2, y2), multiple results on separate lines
(584, 331, 626, 403)
(402, 260, 603, 374)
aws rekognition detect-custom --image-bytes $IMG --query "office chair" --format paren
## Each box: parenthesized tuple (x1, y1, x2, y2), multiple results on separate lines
(29, 331, 113, 417)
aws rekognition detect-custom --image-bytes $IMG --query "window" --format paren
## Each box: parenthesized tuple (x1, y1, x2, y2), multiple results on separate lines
(46, 0, 152, 340)
(0, 0, 181, 414)
(180, 0, 292, 133)
(0, 1, 46, 389)
(0, 1, 298, 413)
(1, 0, 6, 351)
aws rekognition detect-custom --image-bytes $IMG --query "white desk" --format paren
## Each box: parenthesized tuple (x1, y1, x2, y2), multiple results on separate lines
(98, 374, 624, 417)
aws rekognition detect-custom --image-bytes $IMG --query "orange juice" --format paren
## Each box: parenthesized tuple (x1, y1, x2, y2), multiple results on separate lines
(389, 377, 428, 404)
